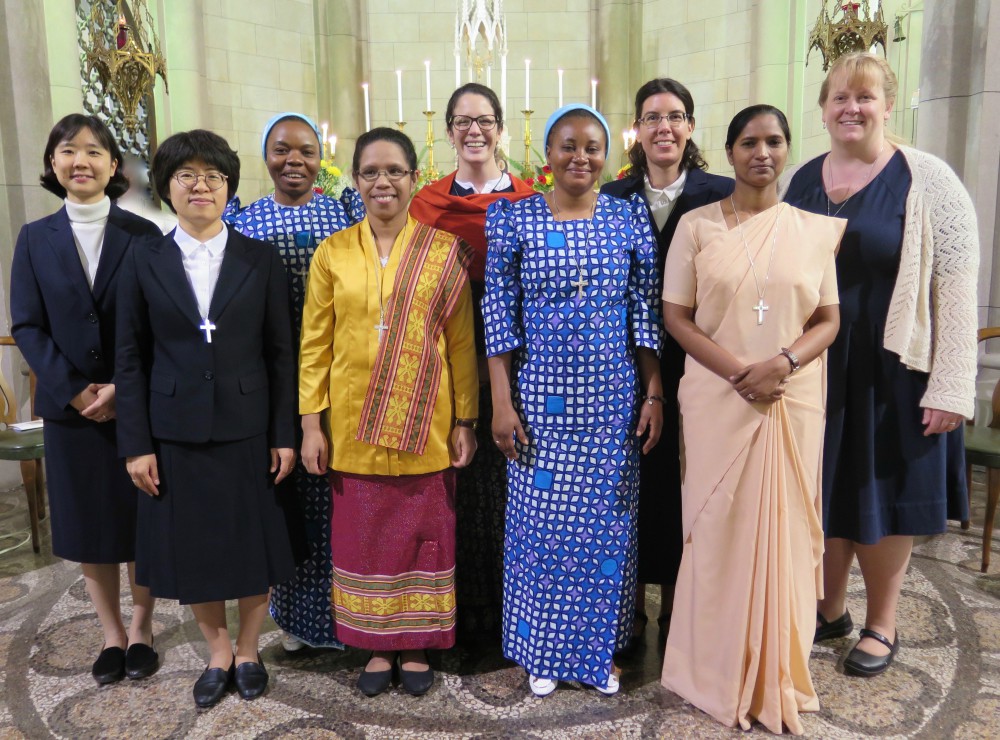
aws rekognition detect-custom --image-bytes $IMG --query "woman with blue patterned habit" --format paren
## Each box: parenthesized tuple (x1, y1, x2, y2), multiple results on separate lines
(229, 112, 364, 652)
(483, 104, 664, 697)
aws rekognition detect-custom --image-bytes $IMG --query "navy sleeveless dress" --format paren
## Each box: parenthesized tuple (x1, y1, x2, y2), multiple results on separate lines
(785, 151, 968, 544)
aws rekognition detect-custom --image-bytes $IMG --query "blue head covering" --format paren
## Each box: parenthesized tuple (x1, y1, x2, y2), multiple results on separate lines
(543, 104, 611, 156)
(260, 112, 323, 160)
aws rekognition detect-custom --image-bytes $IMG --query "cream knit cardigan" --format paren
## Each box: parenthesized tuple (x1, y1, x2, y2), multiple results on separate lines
(780, 146, 979, 419)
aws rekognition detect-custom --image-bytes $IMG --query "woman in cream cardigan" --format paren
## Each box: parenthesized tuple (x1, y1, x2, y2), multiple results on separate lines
(781, 52, 978, 677)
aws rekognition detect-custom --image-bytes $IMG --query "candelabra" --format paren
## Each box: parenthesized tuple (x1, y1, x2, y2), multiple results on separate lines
(423, 111, 439, 181)
(396, 121, 407, 132)
(521, 109, 533, 173)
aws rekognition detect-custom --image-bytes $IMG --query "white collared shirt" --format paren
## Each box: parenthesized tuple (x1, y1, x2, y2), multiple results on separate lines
(453, 172, 512, 194)
(173, 224, 228, 318)
(644, 169, 688, 231)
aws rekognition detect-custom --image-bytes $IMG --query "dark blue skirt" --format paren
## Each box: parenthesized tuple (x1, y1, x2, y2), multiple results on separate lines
(43, 417, 137, 564)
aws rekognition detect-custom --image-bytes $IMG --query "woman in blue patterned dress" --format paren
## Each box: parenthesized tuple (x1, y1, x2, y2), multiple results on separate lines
(483, 104, 663, 697)
(230, 112, 364, 650)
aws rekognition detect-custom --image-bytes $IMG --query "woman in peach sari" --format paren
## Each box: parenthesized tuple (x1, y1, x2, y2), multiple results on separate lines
(661, 105, 844, 734)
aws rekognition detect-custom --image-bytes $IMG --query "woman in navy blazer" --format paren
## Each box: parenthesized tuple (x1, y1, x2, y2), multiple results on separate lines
(11, 114, 162, 684)
(114, 129, 296, 708)
(600, 79, 734, 652)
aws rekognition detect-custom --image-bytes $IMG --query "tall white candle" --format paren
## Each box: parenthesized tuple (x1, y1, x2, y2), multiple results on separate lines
(558, 69, 564, 108)
(501, 57, 507, 114)
(329, 135, 337, 158)
(424, 60, 432, 111)
(396, 70, 403, 121)
(321, 122, 328, 158)
(591, 79, 597, 108)
(525, 59, 531, 110)
(362, 83, 370, 131)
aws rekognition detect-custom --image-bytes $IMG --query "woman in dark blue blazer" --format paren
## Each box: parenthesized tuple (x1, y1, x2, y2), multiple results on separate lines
(600, 79, 734, 652)
(11, 114, 162, 684)
(114, 129, 296, 708)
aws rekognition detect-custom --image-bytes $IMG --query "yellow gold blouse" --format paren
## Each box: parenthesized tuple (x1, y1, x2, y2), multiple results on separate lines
(299, 216, 478, 475)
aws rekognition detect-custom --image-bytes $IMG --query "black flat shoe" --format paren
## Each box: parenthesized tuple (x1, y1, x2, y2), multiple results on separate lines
(234, 653, 269, 700)
(615, 611, 648, 658)
(399, 652, 434, 696)
(358, 652, 395, 697)
(843, 628, 899, 677)
(92, 645, 126, 685)
(656, 613, 671, 647)
(193, 662, 235, 708)
(125, 642, 159, 680)
(815, 609, 853, 643)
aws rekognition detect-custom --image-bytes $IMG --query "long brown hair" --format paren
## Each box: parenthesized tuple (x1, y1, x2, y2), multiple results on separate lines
(627, 78, 708, 176)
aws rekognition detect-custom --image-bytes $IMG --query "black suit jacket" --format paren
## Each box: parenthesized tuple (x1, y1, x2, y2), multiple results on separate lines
(114, 226, 295, 457)
(11, 204, 162, 420)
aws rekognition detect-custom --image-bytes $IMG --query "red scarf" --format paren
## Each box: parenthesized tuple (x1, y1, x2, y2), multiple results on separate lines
(409, 172, 535, 281)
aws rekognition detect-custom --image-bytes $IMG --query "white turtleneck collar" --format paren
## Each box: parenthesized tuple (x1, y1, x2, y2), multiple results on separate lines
(65, 196, 111, 224)
(64, 196, 111, 289)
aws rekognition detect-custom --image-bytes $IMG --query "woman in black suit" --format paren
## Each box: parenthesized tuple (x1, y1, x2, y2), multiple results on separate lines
(600, 79, 734, 651)
(11, 114, 162, 684)
(114, 130, 297, 708)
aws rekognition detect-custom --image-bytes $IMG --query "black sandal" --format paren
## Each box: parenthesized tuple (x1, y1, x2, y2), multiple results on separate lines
(843, 628, 899, 677)
(814, 609, 853, 643)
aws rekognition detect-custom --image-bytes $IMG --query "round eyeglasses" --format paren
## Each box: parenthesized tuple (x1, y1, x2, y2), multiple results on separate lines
(637, 112, 690, 128)
(355, 167, 415, 182)
(449, 115, 499, 131)
(173, 171, 228, 190)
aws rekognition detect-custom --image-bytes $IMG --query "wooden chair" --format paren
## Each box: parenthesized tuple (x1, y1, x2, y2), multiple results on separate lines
(0, 336, 46, 553)
(963, 327, 1000, 572)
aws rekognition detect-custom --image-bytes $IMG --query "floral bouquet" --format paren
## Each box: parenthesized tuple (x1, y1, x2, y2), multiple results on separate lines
(313, 159, 354, 199)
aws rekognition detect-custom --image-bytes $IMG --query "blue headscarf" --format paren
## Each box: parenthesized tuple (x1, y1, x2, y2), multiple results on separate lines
(543, 104, 611, 156)
(260, 112, 323, 160)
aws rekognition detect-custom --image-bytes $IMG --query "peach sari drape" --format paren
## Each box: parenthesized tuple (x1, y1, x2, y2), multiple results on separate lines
(661, 202, 844, 735)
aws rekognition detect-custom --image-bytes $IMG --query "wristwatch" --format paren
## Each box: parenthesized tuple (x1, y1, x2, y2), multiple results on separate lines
(455, 418, 478, 430)
(780, 347, 800, 374)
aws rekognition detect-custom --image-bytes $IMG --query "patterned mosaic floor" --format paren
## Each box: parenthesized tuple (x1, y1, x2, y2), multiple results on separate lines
(0, 482, 997, 739)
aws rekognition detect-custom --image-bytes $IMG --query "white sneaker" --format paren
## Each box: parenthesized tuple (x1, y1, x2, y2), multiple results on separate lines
(593, 672, 620, 696)
(281, 632, 305, 652)
(528, 675, 557, 697)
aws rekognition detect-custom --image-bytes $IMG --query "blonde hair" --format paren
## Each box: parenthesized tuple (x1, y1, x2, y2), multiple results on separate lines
(819, 52, 898, 108)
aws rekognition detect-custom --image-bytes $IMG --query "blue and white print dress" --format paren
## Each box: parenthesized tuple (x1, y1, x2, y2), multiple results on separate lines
(230, 189, 364, 647)
(482, 193, 661, 686)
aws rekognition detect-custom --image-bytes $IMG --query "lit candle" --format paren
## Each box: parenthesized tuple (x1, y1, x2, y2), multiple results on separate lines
(424, 60, 432, 111)
(329, 135, 337, 159)
(396, 70, 403, 122)
(525, 59, 531, 110)
(622, 130, 630, 151)
(362, 83, 370, 131)
(591, 79, 598, 108)
(321, 122, 328, 158)
(558, 69, 564, 108)
(501, 57, 507, 114)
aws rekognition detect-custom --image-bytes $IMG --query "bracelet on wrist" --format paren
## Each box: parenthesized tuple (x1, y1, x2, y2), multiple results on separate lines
(779, 347, 800, 374)
(455, 418, 478, 430)
(644, 394, 666, 406)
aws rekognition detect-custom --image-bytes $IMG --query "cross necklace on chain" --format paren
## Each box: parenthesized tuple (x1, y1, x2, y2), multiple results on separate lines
(730, 196, 782, 325)
(370, 221, 407, 342)
(549, 192, 597, 302)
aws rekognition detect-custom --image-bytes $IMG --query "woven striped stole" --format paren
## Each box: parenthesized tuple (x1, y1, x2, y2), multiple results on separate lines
(356, 223, 471, 455)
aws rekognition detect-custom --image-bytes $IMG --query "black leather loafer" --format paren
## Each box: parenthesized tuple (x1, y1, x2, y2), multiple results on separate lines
(399, 654, 434, 697)
(234, 654, 269, 700)
(358, 653, 395, 697)
(92, 646, 126, 685)
(193, 662, 234, 708)
(843, 628, 899, 677)
(815, 609, 854, 643)
(125, 642, 159, 680)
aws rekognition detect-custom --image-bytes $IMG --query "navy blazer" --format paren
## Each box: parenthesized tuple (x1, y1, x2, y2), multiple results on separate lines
(10, 204, 162, 420)
(601, 168, 734, 271)
(114, 226, 296, 457)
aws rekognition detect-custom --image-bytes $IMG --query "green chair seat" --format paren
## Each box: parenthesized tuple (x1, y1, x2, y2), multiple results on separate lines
(964, 425, 1000, 469)
(0, 428, 45, 460)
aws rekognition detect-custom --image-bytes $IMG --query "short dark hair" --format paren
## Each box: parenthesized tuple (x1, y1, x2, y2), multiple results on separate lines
(150, 129, 240, 213)
(544, 108, 607, 152)
(445, 83, 504, 130)
(40, 114, 130, 199)
(627, 78, 708, 175)
(725, 105, 792, 151)
(352, 127, 418, 173)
